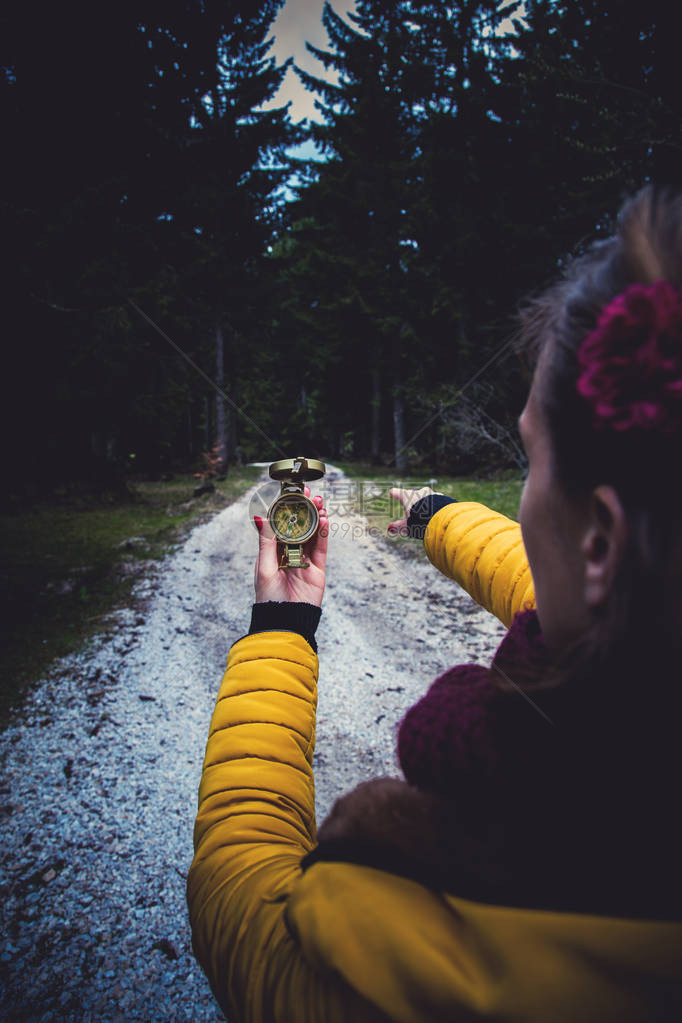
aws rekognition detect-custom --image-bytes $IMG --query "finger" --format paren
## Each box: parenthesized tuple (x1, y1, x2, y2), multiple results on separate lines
(312, 493, 323, 507)
(387, 518, 408, 536)
(389, 487, 412, 511)
(309, 510, 329, 568)
(255, 514, 279, 577)
(259, 514, 275, 539)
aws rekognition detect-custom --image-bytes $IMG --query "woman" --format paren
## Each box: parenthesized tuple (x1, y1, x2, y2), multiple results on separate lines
(187, 186, 682, 1021)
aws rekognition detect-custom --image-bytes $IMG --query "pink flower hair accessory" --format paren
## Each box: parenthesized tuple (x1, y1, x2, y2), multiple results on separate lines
(576, 280, 682, 433)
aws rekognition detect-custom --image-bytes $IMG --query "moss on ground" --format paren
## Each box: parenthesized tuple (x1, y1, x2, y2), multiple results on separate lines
(0, 462, 523, 725)
(0, 468, 261, 724)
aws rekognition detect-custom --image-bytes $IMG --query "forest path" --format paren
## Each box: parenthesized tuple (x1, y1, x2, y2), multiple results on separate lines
(0, 466, 506, 1022)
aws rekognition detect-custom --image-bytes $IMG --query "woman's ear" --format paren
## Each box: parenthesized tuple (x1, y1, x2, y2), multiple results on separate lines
(582, 485, 628, 608)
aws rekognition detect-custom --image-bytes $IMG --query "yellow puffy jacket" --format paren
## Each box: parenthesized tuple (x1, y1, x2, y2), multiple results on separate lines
(423, 500, 535, 626)
(187, 502, 682, 1022)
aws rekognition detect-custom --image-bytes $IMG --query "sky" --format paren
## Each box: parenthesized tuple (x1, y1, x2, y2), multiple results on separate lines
(263, 0, 359, 123)
(263, 0, 528, 124)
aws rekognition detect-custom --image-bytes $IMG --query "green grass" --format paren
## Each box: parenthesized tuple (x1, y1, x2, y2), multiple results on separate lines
(330, 462, 524, 557)
(0, 459, 523, 726)
(0, 467, 261, 725)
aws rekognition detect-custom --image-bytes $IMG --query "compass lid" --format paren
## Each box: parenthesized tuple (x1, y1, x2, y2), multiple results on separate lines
(269, 456, 325, 482)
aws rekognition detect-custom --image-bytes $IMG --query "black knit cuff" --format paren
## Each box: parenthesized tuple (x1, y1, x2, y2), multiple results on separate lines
(407, 494, 457, 539)
(248, 601, 322, 653)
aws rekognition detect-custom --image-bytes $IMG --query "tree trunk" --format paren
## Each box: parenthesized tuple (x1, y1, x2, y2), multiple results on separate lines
(228, 377, 239, 464)
(204, 395, 211, 452)
(371, 368, 381, 464)
(393, 383, 407, 473)
(215, 323, 228, 473)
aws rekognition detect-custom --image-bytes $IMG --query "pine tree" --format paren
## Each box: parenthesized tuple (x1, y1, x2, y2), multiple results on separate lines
(494, 0, 682, 272)
(278, 0, 508, 467)
(152, 4, 295, 469)
(1, 1, 292, 485)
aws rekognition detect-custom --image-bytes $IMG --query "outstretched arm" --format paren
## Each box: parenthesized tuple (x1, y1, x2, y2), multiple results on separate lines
(388, 487, 534, 627)
(424, 502, 534, 627)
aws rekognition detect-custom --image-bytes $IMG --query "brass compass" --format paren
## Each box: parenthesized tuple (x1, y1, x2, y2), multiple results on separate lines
(268, 456, 326, 569)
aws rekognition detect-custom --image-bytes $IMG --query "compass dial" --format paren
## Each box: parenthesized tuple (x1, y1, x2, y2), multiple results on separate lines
(269, 495, 319, 544)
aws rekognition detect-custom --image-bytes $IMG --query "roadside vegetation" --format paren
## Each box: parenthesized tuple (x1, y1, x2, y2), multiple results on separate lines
(0, 463, 523, 725)
(333, 463, 524, 555)
(0, 468, 261, 725)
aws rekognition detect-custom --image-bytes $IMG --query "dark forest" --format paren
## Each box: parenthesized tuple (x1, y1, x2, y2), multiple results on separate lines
(3, 0, 680, 494)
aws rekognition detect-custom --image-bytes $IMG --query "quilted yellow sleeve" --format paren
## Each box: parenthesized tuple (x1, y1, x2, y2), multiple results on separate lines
(186, 630, 389, 1023)
(423, 502, 535, 627)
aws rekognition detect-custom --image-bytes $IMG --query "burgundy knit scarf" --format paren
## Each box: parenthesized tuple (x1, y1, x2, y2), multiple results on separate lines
(304, 609, 682, 920)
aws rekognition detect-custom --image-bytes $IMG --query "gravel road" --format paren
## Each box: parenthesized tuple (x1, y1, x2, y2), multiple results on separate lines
(0, 466, 507, 1022)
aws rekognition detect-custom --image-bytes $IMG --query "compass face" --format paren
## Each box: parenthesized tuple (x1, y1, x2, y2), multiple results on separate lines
(269, 495, 319, 544)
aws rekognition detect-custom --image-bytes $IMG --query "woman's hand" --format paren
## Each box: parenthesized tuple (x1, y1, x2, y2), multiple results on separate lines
(254, 491, 328, 606)
(387, 486, 435, 536)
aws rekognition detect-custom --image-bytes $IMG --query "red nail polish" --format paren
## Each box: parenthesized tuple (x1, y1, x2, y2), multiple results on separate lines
(254, 516, 263, 532)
